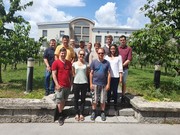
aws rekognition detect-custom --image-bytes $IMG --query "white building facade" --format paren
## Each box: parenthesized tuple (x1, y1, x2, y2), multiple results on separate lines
(37, 17, 138, 46)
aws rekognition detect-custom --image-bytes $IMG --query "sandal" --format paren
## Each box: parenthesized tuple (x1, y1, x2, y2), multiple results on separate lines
(79, 115, 84, 121)
(75, 115, 79, 121)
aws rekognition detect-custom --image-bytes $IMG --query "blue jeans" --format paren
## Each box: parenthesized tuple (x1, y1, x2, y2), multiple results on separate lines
(44, 70, 55, 93)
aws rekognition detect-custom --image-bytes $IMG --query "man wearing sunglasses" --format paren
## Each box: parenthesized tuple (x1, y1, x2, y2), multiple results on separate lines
(89, 48, 111, 121)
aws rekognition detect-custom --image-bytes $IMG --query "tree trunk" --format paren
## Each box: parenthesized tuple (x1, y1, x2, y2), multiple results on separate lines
(0, 62, 3, 83)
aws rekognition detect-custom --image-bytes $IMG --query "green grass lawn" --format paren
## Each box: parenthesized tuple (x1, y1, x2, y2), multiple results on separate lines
(0, 63, 179, 101)
(0, 62, 45, 99)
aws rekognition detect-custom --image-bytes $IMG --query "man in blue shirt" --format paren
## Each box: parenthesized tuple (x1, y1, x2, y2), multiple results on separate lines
(89, 48, 111, 121)
(43, 39, 56, 96)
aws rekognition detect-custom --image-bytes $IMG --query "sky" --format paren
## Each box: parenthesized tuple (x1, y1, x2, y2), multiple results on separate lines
(4, 0, 150, 40)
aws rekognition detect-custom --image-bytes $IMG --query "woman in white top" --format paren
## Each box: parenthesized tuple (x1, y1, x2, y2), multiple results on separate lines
(105, 44, 123, 109)
(72, 50, 89, 121)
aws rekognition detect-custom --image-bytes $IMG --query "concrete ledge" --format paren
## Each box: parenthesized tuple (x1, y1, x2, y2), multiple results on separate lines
(125, 94, 180, 124)
(0, 98, 55, 123)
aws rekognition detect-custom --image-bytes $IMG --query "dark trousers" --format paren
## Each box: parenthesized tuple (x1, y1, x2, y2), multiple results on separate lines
(73, 83, 87, 115)
(107, 78, 119, 104)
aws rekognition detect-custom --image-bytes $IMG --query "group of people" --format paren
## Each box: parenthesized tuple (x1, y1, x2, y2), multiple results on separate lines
(43, 35, 132, 126)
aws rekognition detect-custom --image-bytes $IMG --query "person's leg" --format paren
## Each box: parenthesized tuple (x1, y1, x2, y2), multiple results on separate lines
(91, 85, 98, 120)
(50, 73, 55, 94)
(44, 70, 51, 96)
(80, 84, 87, 116)
(73, 84, 80, 116)
(107, 79, 112, 103)
(100, 86, 107, 121)
(54, 89, 65, 126)
(111, 78, 119, 105)
(122, 69, 128, 103)
(79, 84, 87, 121)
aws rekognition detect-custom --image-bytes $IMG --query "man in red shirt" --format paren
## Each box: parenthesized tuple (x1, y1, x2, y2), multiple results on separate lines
(118, 35, 132, 103)
(52, 47, 72, 126)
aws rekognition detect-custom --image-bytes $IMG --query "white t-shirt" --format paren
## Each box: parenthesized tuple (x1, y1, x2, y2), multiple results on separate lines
(105, 55, 123, 78)
(72, 62, 88, 84)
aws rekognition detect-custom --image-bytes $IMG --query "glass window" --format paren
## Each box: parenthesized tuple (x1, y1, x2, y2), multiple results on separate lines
(42, 30, 47, 37)
(60, 31, 64, 38)
(82, 36, 89, 43)
(82, 27, 89, 35)
(114, 36, 119, 43)
(74, 21, 89, 26)
(74, 35, 81, 42)
(95, 36, 102, 43)
(74, 27, 81, 34)
(104, 36, 107, 44)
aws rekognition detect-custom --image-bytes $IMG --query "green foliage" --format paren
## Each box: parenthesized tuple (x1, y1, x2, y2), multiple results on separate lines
(127, 68, 180, 101)
(0, 62, 45, 99)
(130, 0, 180, 72)
(0, 0, 36, 83)
(172, 76, 180, 90)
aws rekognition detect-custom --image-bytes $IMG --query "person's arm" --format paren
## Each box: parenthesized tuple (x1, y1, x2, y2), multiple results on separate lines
(118, 56, 123, 83)
(123, 47, 132, 67)
(43, 58, 51, 71)
(89, 70, 94, 91)
(52, 70, 61, 90)
(72, 65, 76, 77)
(105, 71, 111, 91)
(119, 72, 123, 83)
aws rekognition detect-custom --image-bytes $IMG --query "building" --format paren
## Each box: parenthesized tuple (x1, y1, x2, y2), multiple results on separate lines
(37, 17, 138, 46)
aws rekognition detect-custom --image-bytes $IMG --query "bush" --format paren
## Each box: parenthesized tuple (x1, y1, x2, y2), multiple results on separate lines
(172, 76, 180, 90)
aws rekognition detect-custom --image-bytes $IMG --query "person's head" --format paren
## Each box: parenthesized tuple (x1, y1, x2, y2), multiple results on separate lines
(70, 39, 75, 48)
(119, 35, 127, 47)
(106, 35, 113, 46)
(94, 42, 101, 53)
(87, 42, 92, 50)
(79, 39, 85, 49)
(59, 47, 67, 60)
(49, 39, 56, 49)
(108, 44, 119, 57)
(97, 48, 105, 61)
(62, 35, 69, 47)
(78, 49, 85, 61)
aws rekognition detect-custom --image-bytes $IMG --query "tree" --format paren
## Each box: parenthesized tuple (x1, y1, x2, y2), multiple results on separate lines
(130, 0, 180, 74)
(0, 0, 33, 83)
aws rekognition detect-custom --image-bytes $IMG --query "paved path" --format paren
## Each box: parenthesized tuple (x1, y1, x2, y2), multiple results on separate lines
(0, 123, 179, 135)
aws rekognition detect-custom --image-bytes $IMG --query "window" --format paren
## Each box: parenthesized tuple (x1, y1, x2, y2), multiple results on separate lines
(74, 27, 81, 34)
(95, 36, 102, 43)
(104, 36, 107, 44)
(113, 36, 119, 43)
(74, 35, 81, 42)
(42, 30, 47, 37)
(82, 36, 89, 43)
(82, 27, 89, 35)
(60, 31, 64, 38)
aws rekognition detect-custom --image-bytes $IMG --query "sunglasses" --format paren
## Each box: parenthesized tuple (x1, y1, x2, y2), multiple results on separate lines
(98, 52, 104, 55)
(79, 53, 85, 56)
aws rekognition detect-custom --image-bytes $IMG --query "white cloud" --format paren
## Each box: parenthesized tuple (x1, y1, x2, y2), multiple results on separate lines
(4, 0, 85, 40)
(95, 2, 118, 27)
(94, 0, 150, 28)
(123, 0, 150, 28)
